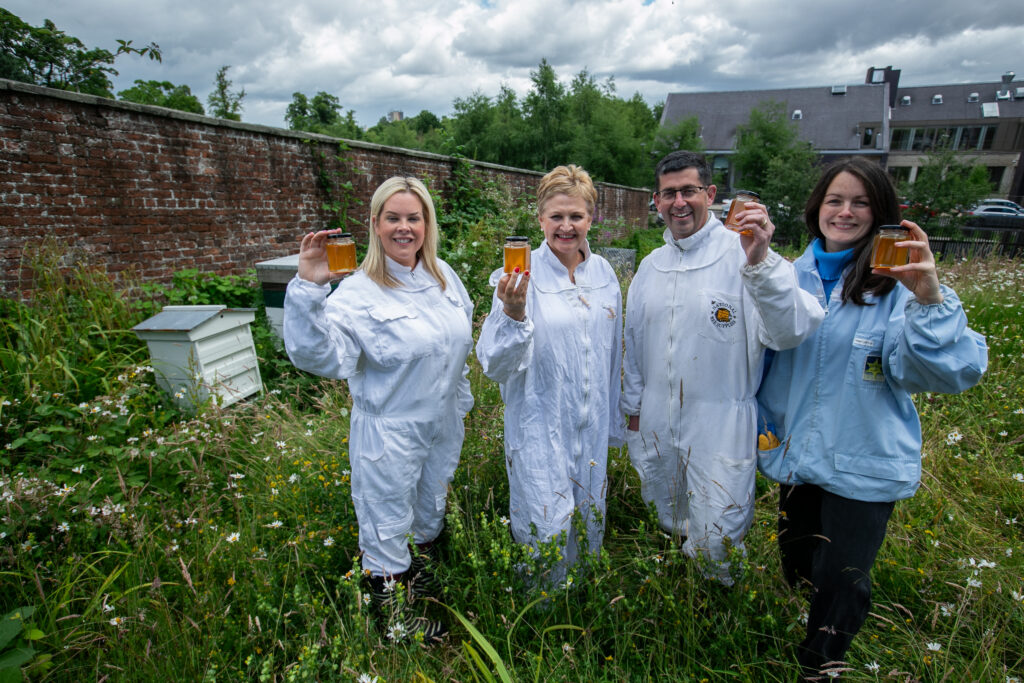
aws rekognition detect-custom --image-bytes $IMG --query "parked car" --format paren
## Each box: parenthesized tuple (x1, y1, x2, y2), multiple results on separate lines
(969, 204, 1024, 217)
(977, 198, 1024, 213)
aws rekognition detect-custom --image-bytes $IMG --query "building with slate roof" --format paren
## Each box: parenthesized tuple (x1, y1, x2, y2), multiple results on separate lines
(660, 66, 1024, 202)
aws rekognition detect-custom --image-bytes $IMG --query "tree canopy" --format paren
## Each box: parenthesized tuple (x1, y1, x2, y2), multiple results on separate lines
(0, 9, 159, 98)
(118, 79, 204, 114)
(732, 101, 819, 245)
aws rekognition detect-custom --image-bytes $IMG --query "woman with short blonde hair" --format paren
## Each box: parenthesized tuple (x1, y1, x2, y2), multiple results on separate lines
(477, 164, 623, 587)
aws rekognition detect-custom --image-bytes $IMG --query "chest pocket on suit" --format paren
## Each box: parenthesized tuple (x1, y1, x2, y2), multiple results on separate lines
(695, 289, 743, 344)
(366, 303, 430, 366)
(845, 332, 887, 390)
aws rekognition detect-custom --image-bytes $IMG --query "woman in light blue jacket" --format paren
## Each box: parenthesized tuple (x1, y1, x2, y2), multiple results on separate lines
(756, 158, 987, 679)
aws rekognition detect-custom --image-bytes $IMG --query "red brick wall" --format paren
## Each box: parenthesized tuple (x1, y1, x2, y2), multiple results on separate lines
(0, 79, 650, 299)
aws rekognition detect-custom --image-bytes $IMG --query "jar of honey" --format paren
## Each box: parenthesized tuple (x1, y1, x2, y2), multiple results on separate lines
(326, 233, 357, 273)
(503, 236, 531, 274)
(870, 226, 910, 269)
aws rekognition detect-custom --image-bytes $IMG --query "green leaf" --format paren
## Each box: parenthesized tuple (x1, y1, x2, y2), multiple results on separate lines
(24, 629, 44, 641)
(0, 645, 34, 674)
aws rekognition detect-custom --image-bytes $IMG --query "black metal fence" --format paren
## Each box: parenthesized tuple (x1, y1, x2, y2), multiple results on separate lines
(927, 215, 1024, 260)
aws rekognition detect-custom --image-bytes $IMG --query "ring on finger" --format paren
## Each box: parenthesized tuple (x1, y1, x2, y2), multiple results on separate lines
(760, 217, 768, 227)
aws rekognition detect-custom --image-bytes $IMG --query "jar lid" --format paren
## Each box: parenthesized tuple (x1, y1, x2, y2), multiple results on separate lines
(733, 190, 760, 199)
(878, 225, 908, 232)
(505, 236, 530, 242)
(327, 232, 353, 239)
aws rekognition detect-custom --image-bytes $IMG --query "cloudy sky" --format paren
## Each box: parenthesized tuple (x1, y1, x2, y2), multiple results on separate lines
(6, 0, 1023, 129)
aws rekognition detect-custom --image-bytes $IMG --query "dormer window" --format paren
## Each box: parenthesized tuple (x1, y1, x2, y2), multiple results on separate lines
(931, 94, 943, 105)
(900, 95, 912, 106)
(967, 92, 980, 102)
(791, 109, 803, 120)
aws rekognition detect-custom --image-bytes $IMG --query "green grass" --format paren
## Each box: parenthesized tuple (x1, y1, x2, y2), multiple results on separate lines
(1, 245, 1022, 682)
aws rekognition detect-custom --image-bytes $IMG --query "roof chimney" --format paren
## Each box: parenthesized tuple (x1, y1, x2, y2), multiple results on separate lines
(1002, 71, 1016, 85)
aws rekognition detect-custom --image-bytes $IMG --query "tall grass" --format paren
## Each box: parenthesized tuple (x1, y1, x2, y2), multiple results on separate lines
(1, 241, 1022, 681)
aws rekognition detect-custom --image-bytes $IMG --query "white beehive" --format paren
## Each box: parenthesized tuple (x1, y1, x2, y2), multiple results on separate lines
(132, 305, 262, 410)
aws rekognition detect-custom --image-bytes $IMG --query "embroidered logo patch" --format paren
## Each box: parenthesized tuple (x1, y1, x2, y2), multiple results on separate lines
(709, 299, 738, 328)
(862, 355, 884, 382)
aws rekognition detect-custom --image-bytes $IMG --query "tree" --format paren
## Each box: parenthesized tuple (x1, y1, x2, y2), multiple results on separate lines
(899, 142, 992, 230)
(523, 59, 568, 170)
(118, 79, 204, 114)
(207, 65, 245, 121)
(651, 115, 704, 163)
(1, 9, 160, 98)
(732, 101, 818, 246)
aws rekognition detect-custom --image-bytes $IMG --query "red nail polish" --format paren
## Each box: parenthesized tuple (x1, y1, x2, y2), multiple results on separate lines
(514, 266, 520, 273)
(524, 271, 530, 276)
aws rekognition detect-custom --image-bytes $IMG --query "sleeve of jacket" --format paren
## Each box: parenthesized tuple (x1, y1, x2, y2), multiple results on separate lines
(445, 265, 476, 415)
(475, 277, 535, 384)
(620, 265, 647, 418)
(884, 285, 988, 394)
(283, 276, 363, 380)
(742, 250, 825, 351)
(607, 280, 625, 448)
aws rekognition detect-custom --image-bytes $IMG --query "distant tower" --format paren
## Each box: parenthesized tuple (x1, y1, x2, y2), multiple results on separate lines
(387, 110, 404, 123)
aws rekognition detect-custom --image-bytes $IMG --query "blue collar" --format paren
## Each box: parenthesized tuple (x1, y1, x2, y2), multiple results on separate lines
(811, 239, 855, 280)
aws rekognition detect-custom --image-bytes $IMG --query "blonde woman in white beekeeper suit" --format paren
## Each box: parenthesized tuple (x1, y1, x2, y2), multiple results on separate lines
(476, 165, 624, 587)
(284, 176, 473, 643)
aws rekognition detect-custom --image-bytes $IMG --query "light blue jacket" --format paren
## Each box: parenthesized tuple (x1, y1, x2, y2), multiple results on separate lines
(756, 242, 988, 502)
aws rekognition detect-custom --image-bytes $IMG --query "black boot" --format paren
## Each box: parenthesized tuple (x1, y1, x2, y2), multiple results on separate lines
(408, 542, 443, 601)
(365, 573, 447, 644)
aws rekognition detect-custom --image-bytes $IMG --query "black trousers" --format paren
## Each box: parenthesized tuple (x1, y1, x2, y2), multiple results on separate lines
(777, 484, 895, 677)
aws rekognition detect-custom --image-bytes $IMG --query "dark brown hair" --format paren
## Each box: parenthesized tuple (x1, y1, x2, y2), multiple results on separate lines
(805, 157, 901, 305)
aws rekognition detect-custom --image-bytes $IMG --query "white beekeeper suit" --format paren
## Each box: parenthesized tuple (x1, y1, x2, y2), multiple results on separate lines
(284, 256, 474, 577)
(476, 242, 623, 584)
(622, 219, 823, 583)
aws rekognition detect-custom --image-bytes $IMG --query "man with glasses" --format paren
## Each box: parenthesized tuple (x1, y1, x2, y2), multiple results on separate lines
(621, 150, 823, 585)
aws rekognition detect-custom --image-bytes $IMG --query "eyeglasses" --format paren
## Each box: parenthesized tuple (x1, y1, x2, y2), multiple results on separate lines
(657, 186, 707, 201)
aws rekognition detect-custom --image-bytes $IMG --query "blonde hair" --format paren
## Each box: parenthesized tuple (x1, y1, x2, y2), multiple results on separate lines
(536, 165, 597, 216)
(361, 176, 447, 291)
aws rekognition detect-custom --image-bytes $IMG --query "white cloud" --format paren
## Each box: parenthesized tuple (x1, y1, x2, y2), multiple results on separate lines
(6, 0, 1022, 128)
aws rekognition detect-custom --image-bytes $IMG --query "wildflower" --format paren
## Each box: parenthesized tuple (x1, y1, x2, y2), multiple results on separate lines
(1000, 431, 1009, 437)
(71, 464, 85, 474)
(20, 540, 33, 552)
(589, 459, 597, 467)
(1016, 408, 1024, 415)
(926, 641, 941, 652)
(383, 578, 397, 592)
(1014, 473, 1024, 483)
(266, 520, 283, 529)
(103, 604, 115, 613)
(967, 578, 982, 588)
(56, 522, 70, 533)
(386, 622, 407, 641)
(288, 474, 300, 484)
(227, 575, 236, 586)
(945, 429, 963, 445)
(865, 661, 880, 672)
(109, 616, 123, 626)
(939, 603, 954, 617)
(357, 675, 379, 683)
(229, 473, 245, 480)
(276, 440, 287, 450)
(500, 516, 510, 526)
(323, 536, 335, 547)
(562, 643, 574, 654)
(226, 532, 240, 544)
(270, 388, 282, 395)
